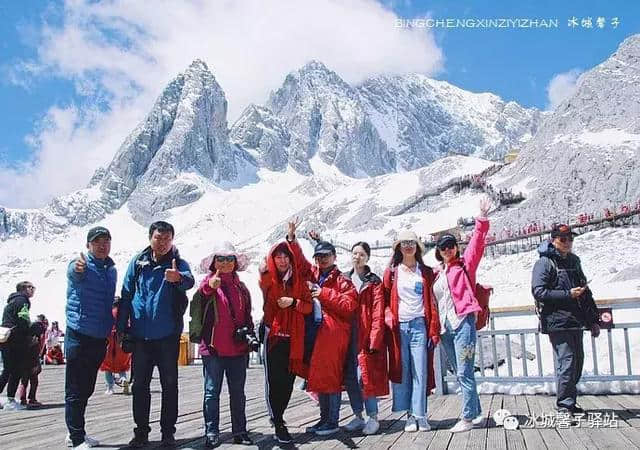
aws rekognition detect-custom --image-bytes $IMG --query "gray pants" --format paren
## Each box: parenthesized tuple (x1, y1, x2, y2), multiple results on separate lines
(549, 330, 584, 409)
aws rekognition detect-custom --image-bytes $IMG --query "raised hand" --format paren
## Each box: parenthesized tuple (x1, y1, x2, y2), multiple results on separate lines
(287, 217, 301, 241)
(74, 252, 87, 273)
(208, 270, 221, 289)
(479, 197, 492, 218)
(308, 230, 321, 242)
(164, 258, 182, 283)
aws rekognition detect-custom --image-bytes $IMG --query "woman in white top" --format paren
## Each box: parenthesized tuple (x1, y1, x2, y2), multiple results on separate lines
(433, 198, 490, 433)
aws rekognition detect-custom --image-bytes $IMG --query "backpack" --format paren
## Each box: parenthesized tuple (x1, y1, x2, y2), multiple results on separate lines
(461, 265, 493, 331)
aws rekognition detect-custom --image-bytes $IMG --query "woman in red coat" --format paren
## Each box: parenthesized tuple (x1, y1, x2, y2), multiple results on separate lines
(383, 230, 440, 433)
(100, 300, 131, 395)
(342, 241, 388, 436)
(287, 220, 358, 437)
(259, 240, 312, 444)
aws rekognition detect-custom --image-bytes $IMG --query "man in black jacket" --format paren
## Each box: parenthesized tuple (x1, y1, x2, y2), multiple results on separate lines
(0, 281, 36, 411)
(531, 224, 600, 414)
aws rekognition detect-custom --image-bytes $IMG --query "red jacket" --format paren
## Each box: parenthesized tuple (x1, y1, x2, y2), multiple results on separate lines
(345, 268, 389, 398)
(260, 241, 312, 377)
(382, 263, 440, 393)
(290, 239, 358, 393)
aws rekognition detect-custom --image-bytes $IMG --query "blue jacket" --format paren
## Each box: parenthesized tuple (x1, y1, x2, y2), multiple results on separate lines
(531, 240, 599, 333)
(117, 246, 194, 340)
(66, 252, 117, 339)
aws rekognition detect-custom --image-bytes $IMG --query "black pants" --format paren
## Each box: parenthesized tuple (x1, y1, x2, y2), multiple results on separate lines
(549, 330, 584, 409)
(20, 366, 41, 401)
(265, 338, 296, 426)
(0, 343, 28, 398)
(64, 328, 108, 447)
(132, 334, 180, 437)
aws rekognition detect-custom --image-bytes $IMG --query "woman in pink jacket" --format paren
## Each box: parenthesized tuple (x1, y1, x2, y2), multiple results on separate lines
(433, 198, 490, 433)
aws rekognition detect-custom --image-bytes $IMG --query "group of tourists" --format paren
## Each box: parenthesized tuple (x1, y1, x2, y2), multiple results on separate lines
(0, 196, 603, 448)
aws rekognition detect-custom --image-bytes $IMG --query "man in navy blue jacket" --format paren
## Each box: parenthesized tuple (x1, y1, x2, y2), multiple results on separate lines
(117, 221, 194, 448)
(65, 226, 116, 449)
(531, 224, 600, 416)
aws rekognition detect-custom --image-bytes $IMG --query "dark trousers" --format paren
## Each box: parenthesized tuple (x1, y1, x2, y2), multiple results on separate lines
(64, 328, 107, 447)
(0, 344, 28, 398)
(20, 368, 41, 401)
(265, 339, 296, 426)
(202, 353, 247, 437)
(549, 330, 584, 409)
(132, 334, 180, 437)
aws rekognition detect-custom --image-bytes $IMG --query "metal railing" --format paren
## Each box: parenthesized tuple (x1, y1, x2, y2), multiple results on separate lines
(434, 297, 640, 395)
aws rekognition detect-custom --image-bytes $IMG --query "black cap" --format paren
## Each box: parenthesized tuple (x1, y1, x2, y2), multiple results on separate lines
(87, 226, 111, 242)
(313, 241, 336, 257)
(550, 224, 577, 239)
(436, 233, 457, 249)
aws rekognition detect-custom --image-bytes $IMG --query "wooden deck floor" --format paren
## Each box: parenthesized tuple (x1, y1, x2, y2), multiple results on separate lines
(1, 364, 640, 449)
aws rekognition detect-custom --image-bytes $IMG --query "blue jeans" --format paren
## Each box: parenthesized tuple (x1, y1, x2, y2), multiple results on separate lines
(319, 393, 341, 428)
(440, 314, 481, 420)
(343, 322, 378, 417)
(202, 354, 247, 437)
(105, 371, 127, 388)
(131, 334, 180, 437)
(392, 317, 427, 418)
(64, 328, 107, 447)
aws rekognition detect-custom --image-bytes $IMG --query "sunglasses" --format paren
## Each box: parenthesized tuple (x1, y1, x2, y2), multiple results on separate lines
(557, 237, 573, 244)
(400, 240, 417, 248)
(438, 242, 456, 251)
(215, 255, 236, 263)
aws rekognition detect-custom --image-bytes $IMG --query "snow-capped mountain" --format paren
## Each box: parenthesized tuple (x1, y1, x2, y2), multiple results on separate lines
(491, 34, 640, 229)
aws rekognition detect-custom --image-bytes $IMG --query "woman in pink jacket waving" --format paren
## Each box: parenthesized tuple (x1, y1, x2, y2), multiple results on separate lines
(433, 198, 491, 433)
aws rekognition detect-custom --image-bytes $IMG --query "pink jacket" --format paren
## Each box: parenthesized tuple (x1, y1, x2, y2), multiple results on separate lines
(434, 217, 489, 317)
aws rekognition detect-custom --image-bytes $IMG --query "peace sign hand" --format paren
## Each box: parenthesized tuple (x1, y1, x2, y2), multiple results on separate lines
(287, 216, 301, 241)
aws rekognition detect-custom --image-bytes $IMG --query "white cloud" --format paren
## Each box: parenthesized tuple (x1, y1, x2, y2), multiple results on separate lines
(0, 0, 444, 208)
(546, 68, 583, 111)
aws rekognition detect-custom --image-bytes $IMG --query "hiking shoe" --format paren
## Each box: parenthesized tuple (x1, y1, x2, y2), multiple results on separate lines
(315, 423, 339, 436)
(343, 416, 365, 431)
(450, 419, 473, 433)
(417, 417, 431, 431)
(570, 405, 586, 415)
(232, 433, 253, 445)
(404, 416, 418, 432)
(127, 434, 149, 448)
(27, 399, 43, 408)
(65, 434, 100, 447)
(305, 420, 325, 433)
(362, 418, 380, 435)
(160, 434, 176, 447)
(275, 424, 293, 444)
(204, 434, 220, 448)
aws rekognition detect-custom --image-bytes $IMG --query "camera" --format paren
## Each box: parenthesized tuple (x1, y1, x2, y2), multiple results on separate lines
(233, 326, 260, 352)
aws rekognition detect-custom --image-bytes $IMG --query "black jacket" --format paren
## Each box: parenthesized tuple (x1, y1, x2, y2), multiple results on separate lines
(1, 292, 31, 345)
(531, 241, 599, 333)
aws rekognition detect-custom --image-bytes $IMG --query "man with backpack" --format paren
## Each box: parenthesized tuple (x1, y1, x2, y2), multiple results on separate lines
(117, 221, 194, 448)
(532, 224, 600, 415)
(64, 226, 117, 448)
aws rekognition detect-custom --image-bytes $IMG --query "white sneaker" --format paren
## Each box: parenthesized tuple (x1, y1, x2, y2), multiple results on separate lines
(65, 434, 100, 447)
(362, 418, 380, 435)
(404, 416, 418, 432)
(2, 399, 26, 411)
(417, 417, 431, 431)
(72, 444, 91, 450)
(104, 387, 114, 395)
(472, 414, 485, 426)
(343, 416, 365, 431)
(450, 419, 474, 433)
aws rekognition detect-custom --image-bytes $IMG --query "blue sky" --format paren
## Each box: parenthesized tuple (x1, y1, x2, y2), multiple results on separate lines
(0, 0, 638, 207)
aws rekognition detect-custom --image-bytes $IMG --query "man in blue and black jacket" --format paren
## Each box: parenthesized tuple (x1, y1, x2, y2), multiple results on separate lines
(65, 226, 116, 449)
(532, 224, 600, 416)
(117, 221, 194, 448)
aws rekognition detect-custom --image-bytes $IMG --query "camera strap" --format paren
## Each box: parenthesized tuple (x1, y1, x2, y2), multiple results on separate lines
(222, 284, 242, 329)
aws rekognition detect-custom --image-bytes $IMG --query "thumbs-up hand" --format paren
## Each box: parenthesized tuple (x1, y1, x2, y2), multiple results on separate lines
(74, 252, 87, 273)
(208, 270, 221, 290)
(164, 258, 182, 283)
